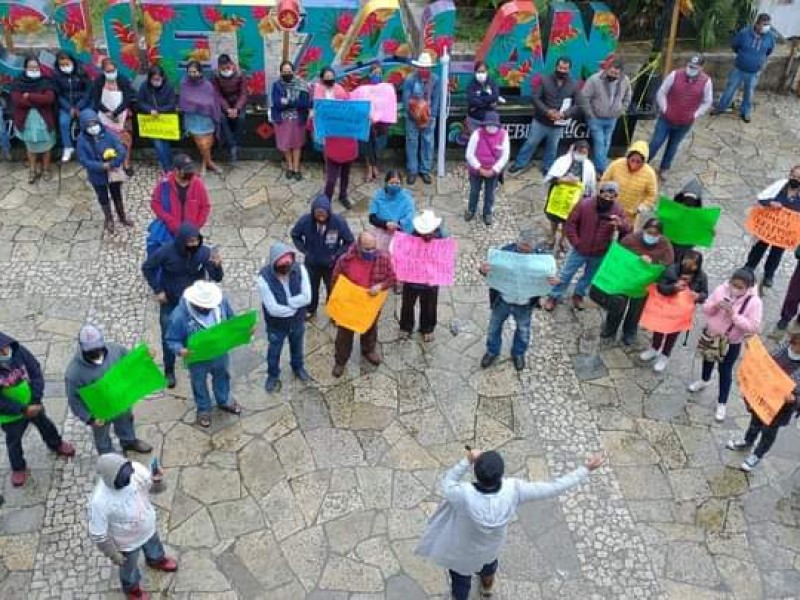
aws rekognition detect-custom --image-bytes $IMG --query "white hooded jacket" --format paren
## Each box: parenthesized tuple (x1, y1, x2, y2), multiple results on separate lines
(415, 458, 588, 575)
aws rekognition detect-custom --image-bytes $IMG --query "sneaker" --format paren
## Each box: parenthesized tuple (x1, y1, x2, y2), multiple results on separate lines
(420, 173, 432, 184)
(285, 170, 294, 180)
(332, 364, 345, 378)
(146, 556, 178, 572)
(507, 163, 523, 174)
(483, 214, 493, 226)
(55, 441, 76, 457)
(741, 114, 751, 123)
(165, 371, 176, 389)
(339, 197, 353, 210)
(464, 210, 475, 222)
(762, 276, 774, 288)
(406, 173, 417, 185)
(741, 454, 760, 471)
(621, 334, 635, 347)
(126, 585, 150, 600)
(293, 367, 310, 382)
(639, 348, 659, 362)
(61, 147, 74, 162)
(687, 379, 708, 393)
(715, 403, 727, 422)
(726, 438, 751, 451)
(512, 355, 525, 371)
(10, 471, 27, 487)
(295, 171, 303, 181)
(541, 296, 556, 312)
(265, 377, 281, 393)
(776, 319, 789, 331)
(480, 353, 497, 369)
(122, 439, 153, 454)
(653, 355, 669, 373)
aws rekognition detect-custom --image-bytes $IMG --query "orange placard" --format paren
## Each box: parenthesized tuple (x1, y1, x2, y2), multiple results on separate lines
(326, 275, 389, 334)
(744, 206, 800, 250)
(639, 284, 696, 334)
(736, 336, 795, 425)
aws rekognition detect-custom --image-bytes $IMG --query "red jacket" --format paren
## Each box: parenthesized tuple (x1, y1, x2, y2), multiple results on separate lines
(150, 172, 211, 235)
(11, 88, 57, 132)
(565, 197, 632, 257)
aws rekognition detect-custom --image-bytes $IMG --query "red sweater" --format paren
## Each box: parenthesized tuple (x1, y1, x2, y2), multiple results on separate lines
(11, 89, 57, 132)
(150, 172, 211, 235)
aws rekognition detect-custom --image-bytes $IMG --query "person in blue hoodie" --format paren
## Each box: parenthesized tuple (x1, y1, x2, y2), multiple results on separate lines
(0, 332, 75, 488)
(368, 169, 417, 251)
(713, 13, 774, 123)
(76, 109, 129, 234)
(291, 193, 354, 319)
(52, 51, 91, 163)
(166, 281, 241, 428)
(257, 243, 312, 392)
(136, 65, 178, 173)
(141, 222, 224, 388)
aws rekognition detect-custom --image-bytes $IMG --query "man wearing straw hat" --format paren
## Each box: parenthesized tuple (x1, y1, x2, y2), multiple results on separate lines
(403, 51, 442, 185)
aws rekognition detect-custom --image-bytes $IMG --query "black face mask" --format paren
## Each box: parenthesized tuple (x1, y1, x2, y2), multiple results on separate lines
(281, 73, 294, 83)
(555, 71, 568, 80)
(177, 171, 194, 184)
(186, 244, 200, 254)
(193, 306, 212, 315)
(275, 264, 293, 275)
(83, 349, 104, 362)
(322, 79, 335, 87)
(114, 462, 134, 490)
(597, 198, 614, 211)
(789, 179, 800, 189)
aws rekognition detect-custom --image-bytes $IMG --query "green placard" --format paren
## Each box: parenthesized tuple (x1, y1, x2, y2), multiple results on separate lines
(591, 241, 666, 299)
(185, 310, 258, 365)
(0, 380, 32, 424)
(656, 196, 721, 248)
(78, 345, 167, 421)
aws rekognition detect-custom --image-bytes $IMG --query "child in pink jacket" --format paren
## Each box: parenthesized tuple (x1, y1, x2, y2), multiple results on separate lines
(688, 268, 762, 422)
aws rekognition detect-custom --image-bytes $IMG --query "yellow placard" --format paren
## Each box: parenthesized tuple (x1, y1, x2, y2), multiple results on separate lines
(326, 275, 389, 334)
(545, 182, 583, 220)
(137, 113, 181, 141)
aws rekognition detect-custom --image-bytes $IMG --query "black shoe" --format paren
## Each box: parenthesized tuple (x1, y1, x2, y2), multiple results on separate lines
(305, 311, 316, 321)
(122, 439, 153, 454)
(763, 276, 774, 288)
(483, 214, 493, 226)
(166, 371, 176, 389)
(0, 493, 3, 507)
(124, 166, 134, 177)
(622, 335, 635, 347)
(710, 108, 722, 116)
(507, 163, 523, 174)
(741, 115, 751, 123)
(480, 353, 497, 369)
(513, 355, 525, 371)
(464, 210, 476, 222)
(776, 319, 789, 331)
(420, 173, 432, 184)
(407, 173, 417, 185)
(339, 197, 353, 210)
(295, 171, 303, 181)
(285, 170, 294, 180)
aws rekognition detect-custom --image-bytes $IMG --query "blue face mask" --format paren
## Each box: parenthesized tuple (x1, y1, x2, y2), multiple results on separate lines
(361, 249, 377, 261)
(385, 183, 401, 195)
(370, 74, 381, 84)
(643, 233, 660, 245)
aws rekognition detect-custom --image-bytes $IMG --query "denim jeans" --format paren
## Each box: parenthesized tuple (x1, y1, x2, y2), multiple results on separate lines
(449, 560, 498, 600)
(2, 411, 63, 471)
(700, 342, 742, 405)
(486, 297, 533, 357)
(159, 302, 178, 374)
(266, 323, 305, 379)
(405, 120, 434, 175)
(0, 106, 9, 155)
(549, 249, 602, 299)
(119, 532, 165, 593)
(152, 139, 172, 172)
(648, 116, 691, 171)
(58, 109, 76, 150)
(468, 172, 498, 217)
(92, 411, 136, 455)
(514, 120, 563, 172)
(587, 117, 617, 173)
(188, 355, 231, 413)
(716, 67, 758, 118)
(219, 111, 246, 149)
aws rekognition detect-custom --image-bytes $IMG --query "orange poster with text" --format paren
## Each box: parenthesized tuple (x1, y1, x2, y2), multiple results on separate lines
(744, 206, 800, 249)
(736, 336, 795, 425)
(639, 284, 696, 334)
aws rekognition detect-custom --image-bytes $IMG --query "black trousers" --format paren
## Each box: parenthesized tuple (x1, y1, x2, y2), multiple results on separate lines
(400, 285, 439, 334)
(307, 264, 333, 315)
(744, 414, 780, 459)
(745, 240, 784, 279)
(590, 287, 645, 341)
(2, 411, 63, 471)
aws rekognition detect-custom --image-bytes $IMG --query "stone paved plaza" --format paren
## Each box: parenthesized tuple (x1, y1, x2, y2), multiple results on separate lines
(1, 94, 800, 599)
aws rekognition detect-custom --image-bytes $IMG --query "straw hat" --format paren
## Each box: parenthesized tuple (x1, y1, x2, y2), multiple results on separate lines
(183, 281, 222, 309)
(413, 210, 442, 235)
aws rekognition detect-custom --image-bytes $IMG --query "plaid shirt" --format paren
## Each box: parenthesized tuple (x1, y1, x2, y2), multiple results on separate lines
(332, 245, 396, 290)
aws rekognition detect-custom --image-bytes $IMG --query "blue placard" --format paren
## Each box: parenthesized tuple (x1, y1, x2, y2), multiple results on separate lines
(313, 99, 371, 142)
(486, 249, 556, 304)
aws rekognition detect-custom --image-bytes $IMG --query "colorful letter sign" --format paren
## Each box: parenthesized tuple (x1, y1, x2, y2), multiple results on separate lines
(744, 206, 800, 250)
(391, 232, 457, 286)
(737, 336, 795, 426)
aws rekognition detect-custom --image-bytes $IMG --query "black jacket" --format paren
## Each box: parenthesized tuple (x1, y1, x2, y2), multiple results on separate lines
(90, 74, 134, 118)
(0, 332, 44, 417)
(52, 58, 91, 112)
(467, 77, 500, 122)
(136, 80, 178, 114)
(656, 260, 709, 304)
(532, 74, 580, 126)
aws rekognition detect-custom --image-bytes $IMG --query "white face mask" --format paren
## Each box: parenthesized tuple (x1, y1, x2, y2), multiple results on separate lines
(484, 125, 499, 134)
(26, 70, 41, 79)
(760, 24, 771, 34)
(685, 66, 700, 78)
(60, 64, 74, 75)
(90, 356, 104, 365)
(105, 71, 118, 81)
(475, 72, 487, 83)
(573, 153, 587, 163)
(87, 124, 101, 136)
(220, 69, 234, 78)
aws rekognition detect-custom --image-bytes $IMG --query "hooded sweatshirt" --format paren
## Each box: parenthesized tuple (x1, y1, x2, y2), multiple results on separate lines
(290, 194, 354, 267)
(88, 455, 156, 552)
(601, 141, 658, 219)
(0, 332, 44, 422)
(166, 295, 235, 358)
(415, 458, 588, 575)
(257, 242, 312, 328)
(701, 282, 762, 344)
(64, 342, 128, 424)
(732, 26, 775, 74)
(76, 109, 127, 186)
(141, 222, 224, 305)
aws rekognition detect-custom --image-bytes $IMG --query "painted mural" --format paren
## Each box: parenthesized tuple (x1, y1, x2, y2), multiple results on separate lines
(0, 1, 618, 94)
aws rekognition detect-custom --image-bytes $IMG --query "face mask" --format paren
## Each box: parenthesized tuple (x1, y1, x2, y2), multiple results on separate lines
(729, 286, 746, 298)
(370, 75, 381, 84)
(361, 249, 377, 261)
(193, 306, 212, 315)
(685, 66, 700, 78)
(606, 74, 618, 81)
(0, 349, 11, 363)
(83, 350, 104, 363)
(642, 233, 660, 245)
(760, 24, 771, 34)
(281, 73, 294, 83)
(87, 124, 101, 136)
(186, 244, 200, 254)
(789, 179, 800, 190)
(26, 70, 41, 79)
(573, 153, 586, 163)
(189, 74, 203, 82)
(220, 69, 234, 78)
(113, 462, 134, 490)
(322, 79, 335, 87)
(475, 72, 487, 83)
(485, 125, 499, 134)
(385, 183, 401, 195)
(150, 78, 163, 88)
(105, 71, 118, 81)
(597, 198, 613, 211)
(788, 346, 800, 361)
(555, 70, 568, 80)
(60, 64, 74, 75)
(275, 264, 293, 275)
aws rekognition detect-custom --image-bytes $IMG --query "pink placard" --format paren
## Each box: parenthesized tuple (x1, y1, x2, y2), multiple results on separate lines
(350, 83, 398, 124)
(391, 232, 457, 286)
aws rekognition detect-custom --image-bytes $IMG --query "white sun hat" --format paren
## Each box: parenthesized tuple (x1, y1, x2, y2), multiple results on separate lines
(411, 52, 436, 69)
(413, 209, 442, 235)
(183, 281, 223, 309)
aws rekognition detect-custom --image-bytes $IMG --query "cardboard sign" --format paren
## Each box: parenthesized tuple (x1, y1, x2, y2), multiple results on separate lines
(186, 310, 258, 365)
(545, 182, 583, 220)
(656, 197, 721, 248)
(639, 284, 696, 334)
(591, 241, 665, 299)
(737, 336, 795, 425)
(137, 113, 181, 141)
(486, 249, 556, 304)
(326, 275, 389, 334)
(313, 99, 371, 142)
(350, 83, 399, 124)
(744, 206, 800, 250)
(391, 232, 457, 286)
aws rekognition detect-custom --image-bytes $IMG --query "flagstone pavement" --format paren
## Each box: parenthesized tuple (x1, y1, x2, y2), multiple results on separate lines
(1, 94, 800, 599)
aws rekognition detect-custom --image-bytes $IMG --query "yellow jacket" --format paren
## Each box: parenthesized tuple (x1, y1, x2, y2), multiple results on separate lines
(600, 140, 658, 220)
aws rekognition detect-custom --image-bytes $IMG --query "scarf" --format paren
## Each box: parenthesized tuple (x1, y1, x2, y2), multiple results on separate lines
(12, 72, 53, 94)
(368, 187, 415, 223)
(178, 76, 221, 123)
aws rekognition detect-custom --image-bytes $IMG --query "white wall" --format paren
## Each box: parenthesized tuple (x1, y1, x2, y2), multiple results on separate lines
(759, 0, 800, 38)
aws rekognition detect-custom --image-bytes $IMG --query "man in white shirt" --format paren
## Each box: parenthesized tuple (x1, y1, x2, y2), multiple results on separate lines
(257, 242, 312, 392)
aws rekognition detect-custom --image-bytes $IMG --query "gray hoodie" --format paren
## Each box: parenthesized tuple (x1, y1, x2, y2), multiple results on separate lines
(64, 342, 128, 424)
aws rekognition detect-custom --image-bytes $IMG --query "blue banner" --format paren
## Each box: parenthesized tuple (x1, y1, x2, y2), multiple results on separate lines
(486, 249, 556, 303)
(313, 99, 371, 142)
